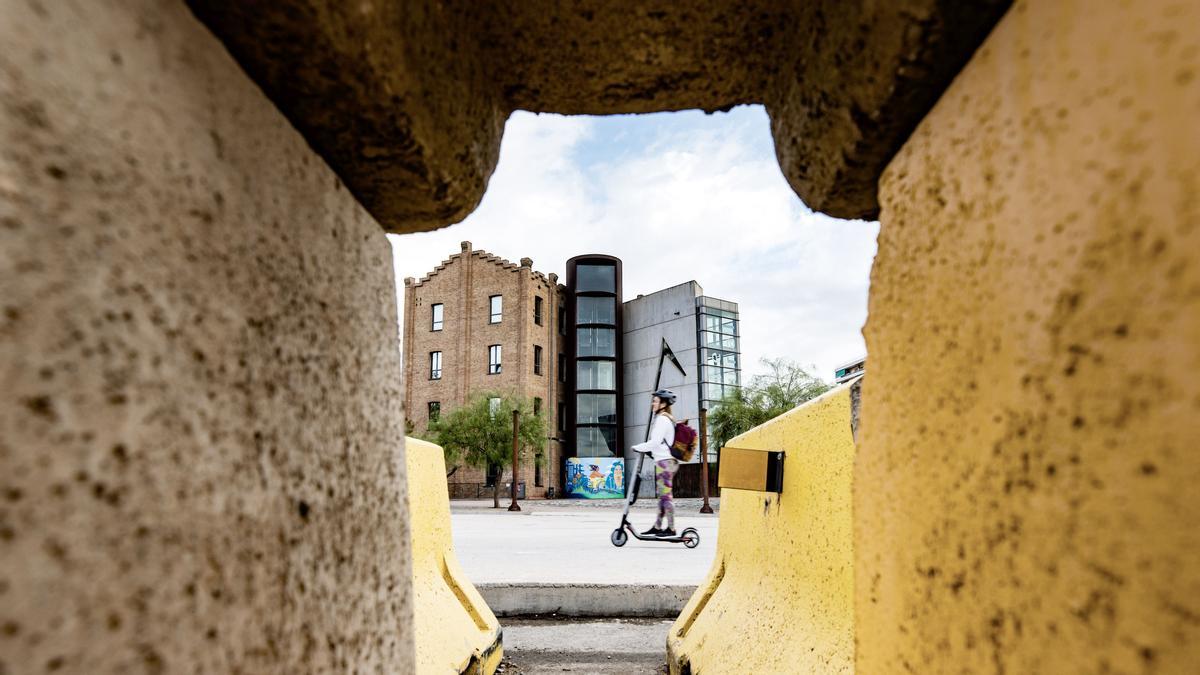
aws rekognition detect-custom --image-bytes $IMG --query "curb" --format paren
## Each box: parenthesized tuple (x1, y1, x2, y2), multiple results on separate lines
(477, 583, 697, 618)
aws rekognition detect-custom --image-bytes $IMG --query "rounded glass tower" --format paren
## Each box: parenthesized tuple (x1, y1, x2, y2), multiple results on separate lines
(565, 255, 623, 463)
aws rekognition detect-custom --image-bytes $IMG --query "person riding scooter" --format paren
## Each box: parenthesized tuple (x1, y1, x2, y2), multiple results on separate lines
(631, 389, 678, 537)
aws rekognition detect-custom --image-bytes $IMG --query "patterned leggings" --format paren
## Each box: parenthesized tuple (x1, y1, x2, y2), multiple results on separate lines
(654, 458, 679, 529)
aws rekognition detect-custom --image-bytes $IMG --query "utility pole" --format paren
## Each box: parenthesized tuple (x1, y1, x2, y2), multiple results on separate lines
(699, 407, 713, 513)
(508, 409, 521, 512)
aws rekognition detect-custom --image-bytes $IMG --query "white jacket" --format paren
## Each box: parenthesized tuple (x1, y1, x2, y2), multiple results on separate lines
(632, 413, 676, 462)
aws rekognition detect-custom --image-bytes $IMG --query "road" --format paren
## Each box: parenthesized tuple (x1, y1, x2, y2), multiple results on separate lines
(450, 499, 720, 585)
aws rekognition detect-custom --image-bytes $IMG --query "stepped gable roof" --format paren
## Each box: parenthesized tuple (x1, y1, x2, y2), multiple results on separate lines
(410, 244, 558, 288)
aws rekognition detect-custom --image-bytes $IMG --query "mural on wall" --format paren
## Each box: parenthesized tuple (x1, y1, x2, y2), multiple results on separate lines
(565, 457, 625, 499)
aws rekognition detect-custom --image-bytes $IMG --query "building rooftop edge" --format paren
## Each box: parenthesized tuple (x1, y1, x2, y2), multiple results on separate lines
(833, 355, 867, 371)
(408, 247, 562, 288)
(624, 280, 704, 303)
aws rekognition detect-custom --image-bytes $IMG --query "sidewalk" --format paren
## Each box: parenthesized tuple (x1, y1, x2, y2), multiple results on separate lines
(450, 496, 719, 513)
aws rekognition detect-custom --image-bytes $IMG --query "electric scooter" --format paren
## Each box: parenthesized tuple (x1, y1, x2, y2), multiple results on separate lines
(610, 448, 700, 548)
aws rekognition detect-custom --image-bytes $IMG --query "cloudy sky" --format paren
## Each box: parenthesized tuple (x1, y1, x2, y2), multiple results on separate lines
(387, 105, 878, 381)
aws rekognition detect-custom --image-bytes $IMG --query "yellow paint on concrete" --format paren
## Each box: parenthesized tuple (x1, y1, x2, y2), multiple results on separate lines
(406, 437, 503, 674)
(668, 381, 858, 674)
(860, 0, 1200, 671)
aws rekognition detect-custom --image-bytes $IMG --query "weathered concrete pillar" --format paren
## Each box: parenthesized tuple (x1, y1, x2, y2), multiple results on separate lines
(1, 1, 413, 672)
(184, 0, 1009, 230)
(858, 0, 1199, 671)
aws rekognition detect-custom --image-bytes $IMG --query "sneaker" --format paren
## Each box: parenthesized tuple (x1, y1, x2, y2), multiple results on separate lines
(657, 528, 677, 538)
(640, 527, 662, 537)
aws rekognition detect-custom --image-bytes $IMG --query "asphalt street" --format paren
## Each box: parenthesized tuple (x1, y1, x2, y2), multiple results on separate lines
(450, 499, 720, 585)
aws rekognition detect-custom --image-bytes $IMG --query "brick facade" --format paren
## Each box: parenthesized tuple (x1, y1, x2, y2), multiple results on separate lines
(403, 241, 566, 498)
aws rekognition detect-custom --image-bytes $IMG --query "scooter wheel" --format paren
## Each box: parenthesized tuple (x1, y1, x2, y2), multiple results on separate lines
(682, 528, 700, 549)
(611, 528, 628, 547)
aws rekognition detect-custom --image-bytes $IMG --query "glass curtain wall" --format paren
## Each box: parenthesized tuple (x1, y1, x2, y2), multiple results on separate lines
(697, 296, 741, 461)
(566, 256, 623, 460)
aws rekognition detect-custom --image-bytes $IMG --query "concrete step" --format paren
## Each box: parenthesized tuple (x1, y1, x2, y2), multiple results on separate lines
(499, 618, 670, 675)
(480, 583, 696, 618)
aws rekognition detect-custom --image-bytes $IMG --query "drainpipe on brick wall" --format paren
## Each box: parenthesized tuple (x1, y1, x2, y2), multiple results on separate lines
(460, 241, 472, 406)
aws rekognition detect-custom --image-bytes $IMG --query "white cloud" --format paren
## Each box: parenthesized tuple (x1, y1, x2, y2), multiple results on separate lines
(388, 107, 878, 380)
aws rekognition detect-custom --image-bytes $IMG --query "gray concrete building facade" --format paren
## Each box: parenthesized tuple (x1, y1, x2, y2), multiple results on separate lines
(622, 282, 741, 493)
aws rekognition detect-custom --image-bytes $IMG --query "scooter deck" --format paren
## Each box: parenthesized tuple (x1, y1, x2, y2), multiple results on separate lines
(621, 518, 694, 542)
(628, 533, 689, 543)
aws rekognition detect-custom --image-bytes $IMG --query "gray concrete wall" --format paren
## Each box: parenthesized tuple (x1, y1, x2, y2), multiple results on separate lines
(622, 284, 702, 491)
(0, 1, 413, 672)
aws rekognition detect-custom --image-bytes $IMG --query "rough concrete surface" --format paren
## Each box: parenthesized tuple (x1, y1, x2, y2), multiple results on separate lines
(501, 618, 670, 675)
(668, 383, 857, 675)
(1, 1, 412, 672)
(407, 438, 502, 673)
(859, 0, 1200, 672)
(185, 0, 1010, 230)
(5, 0, 1195, 672)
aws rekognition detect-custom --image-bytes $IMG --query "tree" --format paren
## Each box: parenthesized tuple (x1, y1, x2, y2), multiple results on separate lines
(707, 357, 832, 450)
(429, 392, 547, 508)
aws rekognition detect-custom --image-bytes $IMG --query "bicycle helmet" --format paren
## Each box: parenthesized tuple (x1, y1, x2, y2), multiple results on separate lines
(651, 388, 677, 405)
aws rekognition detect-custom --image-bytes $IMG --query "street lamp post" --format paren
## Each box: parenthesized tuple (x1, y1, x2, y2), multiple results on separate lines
(699, 407, 714, 514)
(545, 435, 565, 499)
(508, 409, 521, 512)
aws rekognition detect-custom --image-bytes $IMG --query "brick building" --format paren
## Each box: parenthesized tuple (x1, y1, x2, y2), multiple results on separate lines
(402, 241, 567, 499)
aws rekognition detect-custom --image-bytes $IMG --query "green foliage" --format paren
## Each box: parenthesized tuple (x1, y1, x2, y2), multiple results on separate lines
(707, 357, 832, 450)
(429, 392, 547, 505)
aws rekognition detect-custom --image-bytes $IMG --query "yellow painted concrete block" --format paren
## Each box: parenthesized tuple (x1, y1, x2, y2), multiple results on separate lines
(861, 0, 1200, 672)
(668, 381, 858, 674)
(407, 437, 503, 674)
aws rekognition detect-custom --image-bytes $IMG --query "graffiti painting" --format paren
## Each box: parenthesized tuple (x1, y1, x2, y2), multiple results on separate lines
(565, 457, 624, 499)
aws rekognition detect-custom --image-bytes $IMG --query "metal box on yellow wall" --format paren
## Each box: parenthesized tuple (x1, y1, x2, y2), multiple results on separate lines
(717, 446, 785, 493)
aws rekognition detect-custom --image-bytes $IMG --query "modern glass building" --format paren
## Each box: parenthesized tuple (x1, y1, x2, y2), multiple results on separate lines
(565, 255, 624, 463)
(697, 295, 741, 414)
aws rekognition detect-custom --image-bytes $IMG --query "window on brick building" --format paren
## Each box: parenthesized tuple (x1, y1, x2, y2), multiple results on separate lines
(534, 345, 543, 375)
(558, 353, 565, 382)
(534, 296, 544, 325)
(558, 307, 566, 335)
(427, 401, 440, 422)
(486, 462, 499, 487)
(488, 345, 502, 374)
(557, 402, 565, 432)
(534, 397, 542, 416)
(489, 295, 502, 323)
(430, 351, 442, 379)
(488, 397, 501, 417)
(431, 303, 443, 331)
(535, 455, 544, 487)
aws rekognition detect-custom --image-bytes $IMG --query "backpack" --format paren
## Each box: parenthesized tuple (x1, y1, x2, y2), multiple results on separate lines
(670, 421, 698, 462)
